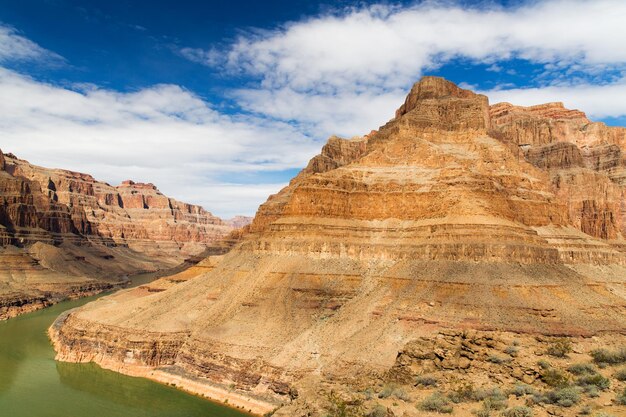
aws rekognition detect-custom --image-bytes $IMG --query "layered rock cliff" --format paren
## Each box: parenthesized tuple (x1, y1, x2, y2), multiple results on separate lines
(0, 151, 248, 319)
(51, 77, 626, 415)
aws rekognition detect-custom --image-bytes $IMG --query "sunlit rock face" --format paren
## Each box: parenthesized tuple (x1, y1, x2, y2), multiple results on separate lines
(0, 149, 245, 319)
(51, 77, 626, 412)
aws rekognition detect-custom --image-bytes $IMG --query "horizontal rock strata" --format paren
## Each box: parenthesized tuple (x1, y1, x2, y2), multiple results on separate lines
(52, 77, 626, 414)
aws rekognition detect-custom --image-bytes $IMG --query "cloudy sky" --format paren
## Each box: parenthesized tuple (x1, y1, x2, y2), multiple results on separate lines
(1, 0, 625, 217)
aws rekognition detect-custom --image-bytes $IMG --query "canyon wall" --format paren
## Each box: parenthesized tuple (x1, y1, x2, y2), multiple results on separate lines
(51, 77, 626, 415)
(0, 152, 249, 319)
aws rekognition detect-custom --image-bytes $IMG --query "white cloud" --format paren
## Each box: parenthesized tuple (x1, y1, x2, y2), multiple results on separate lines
(483, 79, 626, 120)
(184, 0, 626, 137)
(0, 68, 320, 217)
(0, 25, 63, 64)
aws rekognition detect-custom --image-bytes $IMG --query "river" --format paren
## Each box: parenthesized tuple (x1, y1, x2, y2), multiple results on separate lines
(0, 272, 250, 417)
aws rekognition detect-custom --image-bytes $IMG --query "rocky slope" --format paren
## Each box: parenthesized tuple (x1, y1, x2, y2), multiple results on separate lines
(51, 77, 626, 416)
(0, 151, 248, 319)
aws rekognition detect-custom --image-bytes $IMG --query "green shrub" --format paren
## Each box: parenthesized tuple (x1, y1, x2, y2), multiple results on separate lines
(540, 368, 570, 388)
(418, 392, 453, 414)
(576, 374, 610, 391)
(473, 387, 507, 402)
(568, 363, 596, 375)
(585, 385, 600, 398)
(614, 367, 626, 381)
(324, 391, 362, 417)
(590, 347, 626, 365)
(365, 404, 387, 417)
(502, 406, 533, 417)
(546, 338, 572, 358)
(415, 375, 438, 387)
(579, 404, 592, 415)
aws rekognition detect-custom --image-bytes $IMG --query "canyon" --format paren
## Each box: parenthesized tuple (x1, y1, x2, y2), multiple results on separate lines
(0, 151, 250, 319)
(50, 77, 626, 416)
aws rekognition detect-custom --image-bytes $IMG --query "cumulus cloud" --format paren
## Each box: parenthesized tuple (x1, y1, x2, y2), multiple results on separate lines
(185, 0, 626, 136)
(0, 68, 319, 217)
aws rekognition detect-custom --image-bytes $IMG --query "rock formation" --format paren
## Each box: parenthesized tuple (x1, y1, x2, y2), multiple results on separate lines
(51, 77, 626, 416)
(0, 151, 249, 319)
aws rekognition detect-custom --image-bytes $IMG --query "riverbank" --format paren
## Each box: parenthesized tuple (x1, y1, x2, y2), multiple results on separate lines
(0, 268, 251, 417)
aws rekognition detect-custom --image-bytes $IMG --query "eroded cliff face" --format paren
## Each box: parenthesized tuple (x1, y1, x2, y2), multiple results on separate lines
(0, 151, 248, 319)
(51, 77, 626, 415)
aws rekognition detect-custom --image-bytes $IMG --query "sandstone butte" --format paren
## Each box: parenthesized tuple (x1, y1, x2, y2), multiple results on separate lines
(0, 151, 251, 319)
(50, 77, 626, 416)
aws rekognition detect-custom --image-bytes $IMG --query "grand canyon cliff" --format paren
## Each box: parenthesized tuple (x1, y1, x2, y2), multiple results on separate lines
(50, 77, 626, 416)
(0, 152, 249, 319)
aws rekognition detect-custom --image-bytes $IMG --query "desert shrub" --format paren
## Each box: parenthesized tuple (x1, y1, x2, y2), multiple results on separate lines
(448, 382, 476, 403)
(614, 367, 626, 381)
(509, 383, 537, 398)
(487, 355, 509, 364)
(546, 338, 572, 358)
(537, 359, 551, 370)
(590, 347, 626, 365)
(616, 387, 626, 405)
(377, 383, 409, 401)
(418, 392, 453, 414)
(579, 405, 592, 415)
(545, 387, 581, 407)
(324, 391, 362, 417)
(568, 363, 596, 375)
(502, 406, 533, 417)
(415, 375, 438, 387)
(505, 345, 519, 356)
(540, 368, 570, 388)
(576, 374, 610, 391)
(365, 404, 387, 417)
(585, 386, 600, 398)
(472, 397, 507, 417)
(473, 387, 507, 402)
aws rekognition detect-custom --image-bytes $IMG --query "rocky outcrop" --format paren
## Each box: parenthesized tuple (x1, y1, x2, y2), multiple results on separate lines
(52, 77, 626, 415)
(0, 150, 242, 319)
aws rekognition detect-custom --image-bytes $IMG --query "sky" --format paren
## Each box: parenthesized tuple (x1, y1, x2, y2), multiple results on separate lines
(1, 0, 626, 217)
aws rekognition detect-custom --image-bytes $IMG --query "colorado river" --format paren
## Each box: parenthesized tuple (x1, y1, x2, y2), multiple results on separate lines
(0, 272, 250, 417)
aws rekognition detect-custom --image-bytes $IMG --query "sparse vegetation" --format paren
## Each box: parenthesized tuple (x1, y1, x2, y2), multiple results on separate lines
(616, 387, 626, 405)
(540, 367, 570, 388)
(487, 354, 509, 364)
(448, 382, 476, 403)
(508, 383, 537, 398)
(579, 404, 592, 415)
(377, 383, 409, 401)
(546, 338, 572, 358)
(502, 406, 533, 417)
(614, 367, 626, 381)
(365, 404, 387, 417)
(568, 363, 596, 375)
(532, 386, 581, 407)
(590, 347, 626, 365)
(537, 359, 551, 370)
(418, 392, 453, 414)
(324, 391, 362, 417)
(576, 373, 610, 391)
(505, 345, 519, 356)
(415, 375, 438, 387)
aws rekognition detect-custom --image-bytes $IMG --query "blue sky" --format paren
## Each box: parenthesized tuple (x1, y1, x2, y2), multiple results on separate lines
(1, 0, 626, 217)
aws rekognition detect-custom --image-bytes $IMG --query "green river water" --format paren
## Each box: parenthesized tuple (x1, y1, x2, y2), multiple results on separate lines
(0, 273, 249, 417)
